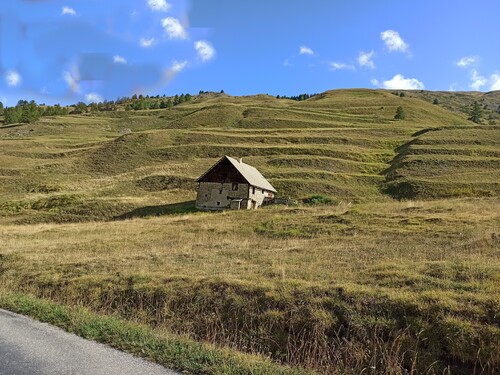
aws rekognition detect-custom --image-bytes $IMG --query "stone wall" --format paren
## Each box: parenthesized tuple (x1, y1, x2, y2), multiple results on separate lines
(196, 182, 274, 210)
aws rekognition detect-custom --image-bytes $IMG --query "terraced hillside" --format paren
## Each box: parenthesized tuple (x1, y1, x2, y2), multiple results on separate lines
(0, 89, 477, 224)
(385, 126, 500, 198)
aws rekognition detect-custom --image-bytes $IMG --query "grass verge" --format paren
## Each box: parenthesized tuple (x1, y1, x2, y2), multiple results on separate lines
(0, 291, 312, 375)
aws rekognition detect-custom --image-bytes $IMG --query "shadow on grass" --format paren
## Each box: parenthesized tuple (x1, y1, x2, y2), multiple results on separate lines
(114, 200, 198, 220)
(0, 123, 25, 129)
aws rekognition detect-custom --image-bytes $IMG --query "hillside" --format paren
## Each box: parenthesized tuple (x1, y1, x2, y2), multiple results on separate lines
(1, 89, 491, 225)
(1, 89, 499, 374)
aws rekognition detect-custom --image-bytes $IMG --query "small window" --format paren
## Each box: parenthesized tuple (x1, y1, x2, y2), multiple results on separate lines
(219, 189, 223, 194)
(217, 202, 220, 206)
(232, 183, 238, 191)
(252, 187, 255, 194)
(204, 194, 208, 198)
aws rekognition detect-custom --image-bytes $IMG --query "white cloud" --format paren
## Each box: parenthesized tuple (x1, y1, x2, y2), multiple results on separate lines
(358, 51, 375, 69)
(171, 60, 188, 73)
(381, 30, 409, 53)
(283, 59, 292, 67)
(61, 6, 76, 16)
(299, 46, 314, 56)
(140, 37, 155, 48)
(161, 17, 187, 39)
(490, 73, 500, 91)
(378, 74, 425, 90)
(113, 55, 127, 64)
(470, 69, 487, 91)
(165, 60, 189, 80)
(147, 0, 171, 12)
(329, 62, 355, 71)
(457, 56, 478, 68)
(195, 40, 216, 62)
(6, 70, 22, 87)
(85, 93, 103, 103)
(63, 71, 79, 92)
(371, 78, 379, 87)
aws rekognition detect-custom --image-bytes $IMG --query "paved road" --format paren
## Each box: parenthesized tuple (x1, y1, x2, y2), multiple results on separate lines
(0, 309, 179, 375)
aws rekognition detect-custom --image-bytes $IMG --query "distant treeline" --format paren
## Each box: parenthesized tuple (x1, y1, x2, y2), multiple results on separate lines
(0, 92, 199, 125)
(276, 93, 318, 101)
(0, 91, 321, 125)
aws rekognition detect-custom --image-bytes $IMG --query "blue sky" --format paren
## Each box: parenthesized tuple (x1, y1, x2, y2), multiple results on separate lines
(1, 0, 499, 106)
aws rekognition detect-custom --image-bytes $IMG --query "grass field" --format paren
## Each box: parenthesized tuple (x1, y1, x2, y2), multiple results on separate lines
(1, 89, 499, 374)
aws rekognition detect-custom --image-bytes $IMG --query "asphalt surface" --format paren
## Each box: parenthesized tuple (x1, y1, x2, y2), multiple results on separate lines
(0, 309, 179, 375)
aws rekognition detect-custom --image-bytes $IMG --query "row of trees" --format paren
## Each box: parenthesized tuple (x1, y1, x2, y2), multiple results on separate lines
(3, 100, 42, 124)
(276, 93, 318, 101)
(124, 93, 192, 111)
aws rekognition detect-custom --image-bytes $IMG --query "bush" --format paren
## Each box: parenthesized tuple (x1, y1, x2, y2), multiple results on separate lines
(302, 194, 335, 205)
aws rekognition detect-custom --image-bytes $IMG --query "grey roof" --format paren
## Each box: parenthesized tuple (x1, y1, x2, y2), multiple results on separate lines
(198, 156, 277, 193)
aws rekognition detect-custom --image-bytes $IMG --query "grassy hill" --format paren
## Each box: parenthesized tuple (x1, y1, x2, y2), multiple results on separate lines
(1, 89, 499, 374)
(1, 89, 485, 224)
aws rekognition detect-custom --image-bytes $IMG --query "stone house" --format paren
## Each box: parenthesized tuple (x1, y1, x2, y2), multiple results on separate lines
(196, 156, 277, 210)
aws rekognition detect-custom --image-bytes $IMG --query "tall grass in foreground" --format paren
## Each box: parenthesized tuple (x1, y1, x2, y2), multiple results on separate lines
(1, 198, 499, 373)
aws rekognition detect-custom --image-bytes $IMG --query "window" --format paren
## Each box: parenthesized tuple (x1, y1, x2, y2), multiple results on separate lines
(232, 183, 238, 191)
(252, 187, 255, 194)
(217, 202, 220, 206)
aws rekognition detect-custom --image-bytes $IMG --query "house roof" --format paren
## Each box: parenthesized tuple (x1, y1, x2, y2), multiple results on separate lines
(197, 156, 277, 193)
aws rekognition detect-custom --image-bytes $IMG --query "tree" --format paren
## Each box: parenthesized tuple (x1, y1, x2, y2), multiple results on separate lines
(20, 100, 41, 123)
(74, 102, 88, 114)
(4, 106, 22, 124)
(0, 101, 3, 115)
(433, 98, 439, 105)
(394, 106, 406, 120)
(89, 103, 99, 113)
(399, 92, 406, 97)
(166, 98, 173, 108)
(469, 101, 483, 123)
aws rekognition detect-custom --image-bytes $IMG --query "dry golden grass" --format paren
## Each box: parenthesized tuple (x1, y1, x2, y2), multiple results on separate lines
(1, 198, 499, 373)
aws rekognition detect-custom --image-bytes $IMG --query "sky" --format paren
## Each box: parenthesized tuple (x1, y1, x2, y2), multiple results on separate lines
(1, 0, 499, 106)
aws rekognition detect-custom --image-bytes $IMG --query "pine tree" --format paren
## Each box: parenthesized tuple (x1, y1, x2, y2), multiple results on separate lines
(469, 101, 483, 123)
(433, 98, 439, 105)
(394, 106, 406, 120)
(4, 107, 22, 124)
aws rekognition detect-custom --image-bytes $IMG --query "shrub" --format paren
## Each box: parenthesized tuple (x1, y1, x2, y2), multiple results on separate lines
(303, 194, 335, 205)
